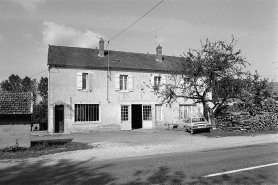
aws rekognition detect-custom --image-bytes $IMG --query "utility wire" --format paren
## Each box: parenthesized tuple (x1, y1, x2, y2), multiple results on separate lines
(28, 69, 48, 78)
(108, 0, 164, 42)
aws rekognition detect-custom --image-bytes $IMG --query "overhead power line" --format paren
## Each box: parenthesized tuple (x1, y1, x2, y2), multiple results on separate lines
(108, 0, 164, 42)
(28, 69, 48, 78)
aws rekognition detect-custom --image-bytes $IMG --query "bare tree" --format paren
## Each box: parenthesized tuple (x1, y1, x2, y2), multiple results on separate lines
(159, 37, 249, 127)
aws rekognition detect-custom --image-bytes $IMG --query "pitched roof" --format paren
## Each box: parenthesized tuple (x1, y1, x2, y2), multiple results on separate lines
(48, 45, 181, 72)
(0, 92, 33, 114)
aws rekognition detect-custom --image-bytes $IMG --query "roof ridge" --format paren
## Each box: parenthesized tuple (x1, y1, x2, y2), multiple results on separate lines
(49, 45, 180, 58)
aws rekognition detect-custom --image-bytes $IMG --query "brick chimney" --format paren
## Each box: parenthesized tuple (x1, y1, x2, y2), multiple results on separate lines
(98, 38, 104, 57)
(156, 44, 162, 62)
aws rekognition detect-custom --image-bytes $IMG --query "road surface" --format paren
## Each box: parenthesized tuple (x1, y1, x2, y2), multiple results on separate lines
(0, 143, 277, 184)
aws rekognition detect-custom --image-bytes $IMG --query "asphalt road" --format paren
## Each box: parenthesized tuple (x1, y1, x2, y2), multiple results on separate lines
(1, 143, 278, 185)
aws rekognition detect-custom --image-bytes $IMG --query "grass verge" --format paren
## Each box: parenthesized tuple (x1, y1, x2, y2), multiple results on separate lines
(0, 142, 94, 160)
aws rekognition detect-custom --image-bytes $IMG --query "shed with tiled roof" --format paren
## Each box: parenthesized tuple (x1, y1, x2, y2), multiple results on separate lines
(0, 92, 33, 115)
(0, 92, 32, 149)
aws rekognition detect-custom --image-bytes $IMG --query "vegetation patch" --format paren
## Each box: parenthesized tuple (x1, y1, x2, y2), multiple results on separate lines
(0, 142, 94, 160)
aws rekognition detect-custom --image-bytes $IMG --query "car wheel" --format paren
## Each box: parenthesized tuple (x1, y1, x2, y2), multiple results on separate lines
(190, 129, 194, 134)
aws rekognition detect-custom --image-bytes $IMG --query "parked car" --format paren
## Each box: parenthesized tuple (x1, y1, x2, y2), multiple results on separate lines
(184, 117, 211, 134)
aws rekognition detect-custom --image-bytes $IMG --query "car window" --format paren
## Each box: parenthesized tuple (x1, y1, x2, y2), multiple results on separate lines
(192, 118, 205, 122)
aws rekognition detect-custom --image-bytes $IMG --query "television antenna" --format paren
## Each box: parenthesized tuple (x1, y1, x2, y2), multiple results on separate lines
(150, 27, 163, 49)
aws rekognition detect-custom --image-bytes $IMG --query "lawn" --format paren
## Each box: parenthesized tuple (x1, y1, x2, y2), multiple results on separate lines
(0, 142, 95, 160)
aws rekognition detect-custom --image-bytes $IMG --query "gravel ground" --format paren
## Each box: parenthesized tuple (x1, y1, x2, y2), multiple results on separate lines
(1, 130, 277, 168)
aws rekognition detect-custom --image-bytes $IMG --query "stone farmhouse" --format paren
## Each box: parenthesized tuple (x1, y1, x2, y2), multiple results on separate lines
(47, 39, 204, 134)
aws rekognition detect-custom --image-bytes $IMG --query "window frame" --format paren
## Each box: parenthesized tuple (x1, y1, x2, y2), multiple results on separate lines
(179, 104, 196, 120)
(74, 104, 100, 123)
(82, 73, 89, 90)
(120, 75, 128, 91)
(143, 105, 152, 121)
(155, 104, 163, 121)
(154, 76, 161, 91)
(77, 72, 93, 91)
(121, 105, 129, 121)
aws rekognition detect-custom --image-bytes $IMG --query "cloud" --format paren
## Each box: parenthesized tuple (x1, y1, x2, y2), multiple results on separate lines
(0, 33, 4, 43)
(11, 0, 46, 13)
(42, 21, 102, 48)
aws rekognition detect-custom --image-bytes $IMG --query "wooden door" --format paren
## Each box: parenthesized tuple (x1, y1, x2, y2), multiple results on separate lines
(55, 105, 64, 133)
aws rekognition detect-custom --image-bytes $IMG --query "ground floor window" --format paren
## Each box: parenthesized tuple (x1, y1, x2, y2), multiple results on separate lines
(143, 105, 152, 120)
(155, 104, 162, 121)
(121, 105, 129, 121)
(75, 104, 99, 122)
(179, 105, 195, 120)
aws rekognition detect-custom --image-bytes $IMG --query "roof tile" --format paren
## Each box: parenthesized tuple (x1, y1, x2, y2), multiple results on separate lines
(48, 45, 181, 72)
(0, 92, 32, 114)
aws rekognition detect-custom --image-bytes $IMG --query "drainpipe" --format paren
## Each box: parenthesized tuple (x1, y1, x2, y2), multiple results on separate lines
(47, 65, 51, 133)
(107, 41, 110, 103)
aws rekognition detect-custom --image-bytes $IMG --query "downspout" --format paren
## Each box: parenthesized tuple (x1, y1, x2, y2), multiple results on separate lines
(47, 65, 51, 133)
(107, 41, 110, 103)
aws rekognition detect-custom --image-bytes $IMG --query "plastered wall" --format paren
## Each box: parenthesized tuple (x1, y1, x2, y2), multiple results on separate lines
(48, 67, 197, 133)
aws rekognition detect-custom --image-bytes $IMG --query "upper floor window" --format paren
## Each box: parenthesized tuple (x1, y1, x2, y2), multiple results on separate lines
(82, 73, 88, 90)
(154, 76, 161, 91)
(120, 75, 128, 90)
(77, 72, 92, 91)
(115, 74, 133, 92)
(150, 74, 166, 92)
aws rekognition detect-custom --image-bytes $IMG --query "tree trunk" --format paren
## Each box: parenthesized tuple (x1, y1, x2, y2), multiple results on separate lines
(203, 102, 215, 128)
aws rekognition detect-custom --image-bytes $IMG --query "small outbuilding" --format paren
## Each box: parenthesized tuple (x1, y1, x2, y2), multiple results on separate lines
(0, 92, 33, 149)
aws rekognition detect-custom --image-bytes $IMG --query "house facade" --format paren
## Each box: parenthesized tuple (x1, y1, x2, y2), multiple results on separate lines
(47, 39, 204, 134)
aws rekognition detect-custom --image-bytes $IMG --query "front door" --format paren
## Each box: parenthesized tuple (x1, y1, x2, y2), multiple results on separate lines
(55, 105, 64, 133)
(132, 104, 142, 129)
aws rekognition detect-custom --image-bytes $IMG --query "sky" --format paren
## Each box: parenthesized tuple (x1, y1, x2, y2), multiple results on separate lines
(0, 0, 277, 82)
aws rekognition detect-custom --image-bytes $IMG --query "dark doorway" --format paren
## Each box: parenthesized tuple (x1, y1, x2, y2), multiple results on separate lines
(132, 104, 142, 129)
(55, 105, 64, 133)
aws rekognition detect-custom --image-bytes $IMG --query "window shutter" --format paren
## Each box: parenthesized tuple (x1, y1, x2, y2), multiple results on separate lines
(150, 75, 154, 91)
(161, 75, 167, 85)
(88, 73, 93, 90)
(77, 72, 82, 90)
(115, 74, 120, 91)
(128, 75, 133, 92)
(161, 75, 167, 91)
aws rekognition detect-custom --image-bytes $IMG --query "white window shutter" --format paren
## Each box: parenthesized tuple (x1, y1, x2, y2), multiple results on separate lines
(77, 72, 82, 90)
(128, 75, 133, 92)
(161, 75, 167, 90)
(150, 75, 154, 91)
(115, 74, 120, 91)
(161, 75, 166, 85)
(88, 73, 93, 90)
